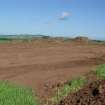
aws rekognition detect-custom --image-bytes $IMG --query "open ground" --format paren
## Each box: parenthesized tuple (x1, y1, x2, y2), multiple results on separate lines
(0, 39, 105, 102)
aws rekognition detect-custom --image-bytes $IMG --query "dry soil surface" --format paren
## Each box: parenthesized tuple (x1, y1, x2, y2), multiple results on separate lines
(0, 41, 105, 100)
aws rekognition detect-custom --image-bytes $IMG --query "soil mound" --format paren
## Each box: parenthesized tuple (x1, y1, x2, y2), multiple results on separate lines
(72, 36, 90, 44)
(59, 80, 105, 105)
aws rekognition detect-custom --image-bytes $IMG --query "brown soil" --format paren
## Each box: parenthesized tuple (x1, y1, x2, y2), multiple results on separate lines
(59, 79, 105, 105)
(0, 40, 105, 101)
(72, 36, 90, 44)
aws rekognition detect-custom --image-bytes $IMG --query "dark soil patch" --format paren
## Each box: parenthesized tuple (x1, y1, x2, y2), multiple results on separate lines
(59, 79, 105, 105)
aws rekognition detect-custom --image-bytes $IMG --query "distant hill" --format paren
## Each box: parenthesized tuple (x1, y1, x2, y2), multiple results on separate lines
(0, 35, 51, 39)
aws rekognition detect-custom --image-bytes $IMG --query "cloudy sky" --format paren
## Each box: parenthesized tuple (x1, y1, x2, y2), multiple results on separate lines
(0, 0, 105, 39)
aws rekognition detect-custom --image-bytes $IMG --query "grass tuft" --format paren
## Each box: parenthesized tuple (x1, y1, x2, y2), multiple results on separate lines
(96, 64, 105, 79)
(0, 81, 38, 105)
(50, 76, 86, 105)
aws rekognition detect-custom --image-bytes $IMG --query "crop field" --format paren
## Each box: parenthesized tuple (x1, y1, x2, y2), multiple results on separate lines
(0, 37, 105, 105)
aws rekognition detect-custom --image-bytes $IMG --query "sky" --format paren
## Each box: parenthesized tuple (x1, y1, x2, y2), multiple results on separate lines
(0, 0, 105, 39)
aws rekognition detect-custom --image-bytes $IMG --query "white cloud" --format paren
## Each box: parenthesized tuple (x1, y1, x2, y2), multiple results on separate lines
(59, 12, 71, 20)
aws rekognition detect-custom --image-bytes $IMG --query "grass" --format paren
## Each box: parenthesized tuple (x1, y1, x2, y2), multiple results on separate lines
(0, 38, 12, 43)
(0, 81, 38, 105)
(0, 38, 31, 43)
(49, 76, 86, 105)
(93, 40, 105, 44)
(96, 64, 105, 79)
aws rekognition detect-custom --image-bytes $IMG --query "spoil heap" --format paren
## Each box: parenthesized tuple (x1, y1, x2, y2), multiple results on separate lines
(59, 80, 105, 105)
(72, 36, 90, 44)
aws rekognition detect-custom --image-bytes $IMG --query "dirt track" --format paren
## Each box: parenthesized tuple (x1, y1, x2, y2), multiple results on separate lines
(0, 40, 105, 100)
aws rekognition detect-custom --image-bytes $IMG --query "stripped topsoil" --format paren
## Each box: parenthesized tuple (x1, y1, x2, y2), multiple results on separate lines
(59, 79, 105, 105)
(0, 39, 105, 102)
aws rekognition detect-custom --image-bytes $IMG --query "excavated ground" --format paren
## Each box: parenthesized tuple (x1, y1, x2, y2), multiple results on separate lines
(0, 40, 105, 101)
(59, 79, 105, 105)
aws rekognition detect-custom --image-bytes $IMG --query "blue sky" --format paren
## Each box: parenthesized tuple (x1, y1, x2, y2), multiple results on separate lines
(0, 0, 105, 39)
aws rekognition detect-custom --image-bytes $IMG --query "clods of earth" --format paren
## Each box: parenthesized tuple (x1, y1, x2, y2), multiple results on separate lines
(59, 79, 105, 105)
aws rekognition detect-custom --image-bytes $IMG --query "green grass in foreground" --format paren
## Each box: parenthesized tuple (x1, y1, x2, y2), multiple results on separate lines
(0, 81, 38, 105)
(50, 76, 86, 104)
(96, 64, 105, 79)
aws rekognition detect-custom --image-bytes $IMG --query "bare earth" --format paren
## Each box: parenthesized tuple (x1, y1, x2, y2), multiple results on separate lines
(0, 40, 105, 100)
